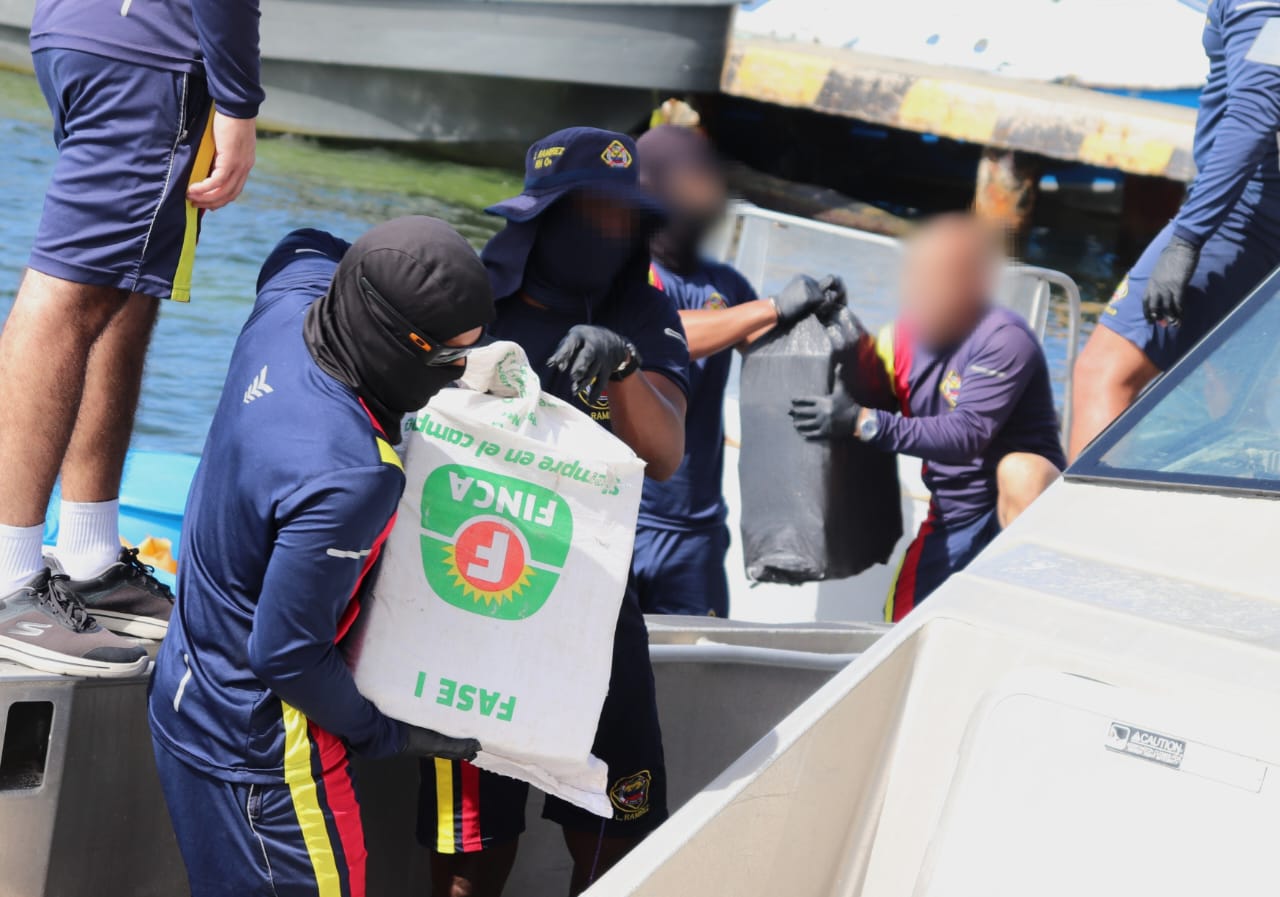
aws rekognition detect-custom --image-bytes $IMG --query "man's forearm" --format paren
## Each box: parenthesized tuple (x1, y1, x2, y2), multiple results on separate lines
(608, 372, 687, 480)
(869, 409, 997, 465)
(249, 640, 404, 759)
(679, 301, 778, 360)
(1174, 11, 1280, 245)
(1173, 110, 1275, 246)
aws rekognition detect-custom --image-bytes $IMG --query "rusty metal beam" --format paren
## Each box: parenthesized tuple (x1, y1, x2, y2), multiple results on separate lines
(722, 37, 1198, 181)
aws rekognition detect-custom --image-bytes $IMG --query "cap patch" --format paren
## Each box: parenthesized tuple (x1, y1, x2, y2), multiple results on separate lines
(533, 145, 565, 171)
(601, 139, 633, 169)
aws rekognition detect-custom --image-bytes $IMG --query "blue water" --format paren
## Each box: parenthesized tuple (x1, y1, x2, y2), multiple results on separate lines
(0, 67, 1118, 455)
(0, 69, 515, 456)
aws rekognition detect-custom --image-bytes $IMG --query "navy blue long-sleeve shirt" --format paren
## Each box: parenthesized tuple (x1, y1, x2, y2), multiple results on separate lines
(1174, 0, 1280, 247)
(31, 0, 264, 118)
(149, 230, 408, 783)
(869, 307, 1066, 527)
(638, 259, 756, 531)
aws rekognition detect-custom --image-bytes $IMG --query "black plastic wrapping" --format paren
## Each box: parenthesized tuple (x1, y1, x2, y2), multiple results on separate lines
(738, 307, 903, 584)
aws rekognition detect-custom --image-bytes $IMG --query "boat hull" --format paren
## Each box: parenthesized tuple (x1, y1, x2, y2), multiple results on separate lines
(0, 0, 736, 162)
(588, 480, 1280, 896)
(0, 619, 884, 897)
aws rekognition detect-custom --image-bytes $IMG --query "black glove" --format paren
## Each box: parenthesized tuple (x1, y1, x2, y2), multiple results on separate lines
(1142, 235, 1200, 325)
(773, 274, 839, 328)
(547, 325, 640, 405)
(790, 368, 861, 441)
(400, 725, 480, 761)
(814, 274, 848, 321)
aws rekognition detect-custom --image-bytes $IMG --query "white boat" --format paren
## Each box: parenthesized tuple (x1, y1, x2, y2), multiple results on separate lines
(5, 208, 1275, 897)
(591, 257, 1280, 895)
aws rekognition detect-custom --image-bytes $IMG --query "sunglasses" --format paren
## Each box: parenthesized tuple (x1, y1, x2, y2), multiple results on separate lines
(359, 276, 475, 367)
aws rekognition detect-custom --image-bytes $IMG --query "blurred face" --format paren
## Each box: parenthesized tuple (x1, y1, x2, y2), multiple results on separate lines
(572, 190, 635, 244)
(664, 164, 727, 222)
(522, 190, 646, 311)
(901, 217, 1000, 349)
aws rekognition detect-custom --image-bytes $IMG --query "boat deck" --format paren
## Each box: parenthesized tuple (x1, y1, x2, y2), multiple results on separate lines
(721, 36, 1198, 181)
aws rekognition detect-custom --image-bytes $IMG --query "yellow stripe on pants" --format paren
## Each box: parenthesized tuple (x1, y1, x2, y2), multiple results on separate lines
(884, 555, 906, 623)
(434, 758, 456, 854)
(281, 704, 342, 897)
(171, 108, 216, 302)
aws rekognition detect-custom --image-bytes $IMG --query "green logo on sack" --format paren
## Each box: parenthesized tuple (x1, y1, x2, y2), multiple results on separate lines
(421, 465, 572, 620)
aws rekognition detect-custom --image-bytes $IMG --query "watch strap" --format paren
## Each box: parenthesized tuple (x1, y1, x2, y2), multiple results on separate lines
(610, 341, 642, 380)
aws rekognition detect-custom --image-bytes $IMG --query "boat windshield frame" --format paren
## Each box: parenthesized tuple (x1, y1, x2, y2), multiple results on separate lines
(1067, 264, 1280, 501)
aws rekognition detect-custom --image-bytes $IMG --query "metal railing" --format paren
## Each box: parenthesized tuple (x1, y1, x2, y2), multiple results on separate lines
(713, 203, 1083, 442)
(997, 265, 1083, 440)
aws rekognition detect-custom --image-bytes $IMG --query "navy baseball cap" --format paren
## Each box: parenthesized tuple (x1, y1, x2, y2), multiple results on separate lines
(486, 127, 665, 223)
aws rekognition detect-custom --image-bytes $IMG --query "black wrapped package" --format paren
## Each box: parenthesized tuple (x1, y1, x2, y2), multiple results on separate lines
(739, 307, 903, 584)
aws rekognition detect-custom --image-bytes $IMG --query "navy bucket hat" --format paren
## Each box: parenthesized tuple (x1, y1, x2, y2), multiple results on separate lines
(486, 126, 665, 223)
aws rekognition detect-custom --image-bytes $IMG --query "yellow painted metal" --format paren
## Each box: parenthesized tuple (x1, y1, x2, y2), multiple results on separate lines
(722, 37, 1197, 181)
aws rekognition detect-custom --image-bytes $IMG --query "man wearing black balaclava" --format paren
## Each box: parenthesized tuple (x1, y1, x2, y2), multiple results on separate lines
(419, 128, 690, 897)
(631, 124, 842, 619)
(148, 217, 492, 897)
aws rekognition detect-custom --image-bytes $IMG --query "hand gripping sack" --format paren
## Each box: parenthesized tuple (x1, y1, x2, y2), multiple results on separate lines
(348, 341, 645, 816)
(738, 306, 903, 584)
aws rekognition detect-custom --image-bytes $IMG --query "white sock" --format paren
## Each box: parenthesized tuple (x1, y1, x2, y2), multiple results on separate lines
(54, 499, 121, 580)
(0, 522, 48, 595)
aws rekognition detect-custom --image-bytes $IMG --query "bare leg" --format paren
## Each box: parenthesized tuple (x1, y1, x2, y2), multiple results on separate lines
(0, 269, 125, 526)
(564, 828, 641, 897)
(996, 452, 1061, 528)
(59, 292, 159, 503)
(429, 841, 519, 897)
(1068, 325, 1160, 462)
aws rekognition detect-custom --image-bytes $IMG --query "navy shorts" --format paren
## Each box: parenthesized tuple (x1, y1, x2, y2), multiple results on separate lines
(154, 721, 368, 897)
(31, 48, 215, 301)
(418, 592, 667, 852)
(885, 505, 1001, 622)
(1098, 219, 1280, 371)
(632, 523, 730, 617)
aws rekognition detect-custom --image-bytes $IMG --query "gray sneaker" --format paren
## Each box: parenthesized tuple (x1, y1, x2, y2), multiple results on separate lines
(49, 548, 174, 640)
(0, 570, 149, 678)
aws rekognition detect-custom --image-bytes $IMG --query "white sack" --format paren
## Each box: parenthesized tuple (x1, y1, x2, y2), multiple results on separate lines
(349, 341, 645, 816)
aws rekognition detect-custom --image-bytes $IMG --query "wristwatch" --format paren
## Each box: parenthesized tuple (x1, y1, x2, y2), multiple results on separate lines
(610, 341, 643, 381)
(857, 411, 880, 442)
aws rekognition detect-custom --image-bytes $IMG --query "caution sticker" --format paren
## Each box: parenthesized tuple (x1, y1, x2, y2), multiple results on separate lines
(1105, 722, 1186, 769)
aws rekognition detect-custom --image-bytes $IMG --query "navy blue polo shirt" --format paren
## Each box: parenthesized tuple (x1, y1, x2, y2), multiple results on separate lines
(638, 259, 757, 531)
(487, 286, 690, 427)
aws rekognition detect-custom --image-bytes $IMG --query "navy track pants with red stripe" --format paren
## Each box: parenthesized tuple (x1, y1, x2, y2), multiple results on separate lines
(154, 707, 366, 897)
(885, 506, 1002, 622)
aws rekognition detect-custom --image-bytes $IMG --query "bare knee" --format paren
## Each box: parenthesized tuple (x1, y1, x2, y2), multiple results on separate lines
(94, 292, 161, 358)
(997, 452, 1060, 527)
(7, 269, 127, 344)
(1069, 326, 1160, 461)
